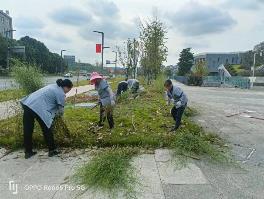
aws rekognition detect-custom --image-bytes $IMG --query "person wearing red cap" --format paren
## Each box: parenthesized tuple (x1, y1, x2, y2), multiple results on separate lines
(90, 72, 115, 129)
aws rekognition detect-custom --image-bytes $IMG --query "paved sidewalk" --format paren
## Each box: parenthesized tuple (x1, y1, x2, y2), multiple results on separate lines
(0, 85, 94, 120)
(0, 149, 211, 199)
(66, 85, 94, 98)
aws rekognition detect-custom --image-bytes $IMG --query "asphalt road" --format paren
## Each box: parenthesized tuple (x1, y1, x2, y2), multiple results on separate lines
(0, 76, 87, 90)
(169, 84, 264, 199)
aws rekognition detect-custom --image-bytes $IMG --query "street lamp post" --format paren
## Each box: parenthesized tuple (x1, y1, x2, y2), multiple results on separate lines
(93, 31, 110, 71)
(112, 50, 117, 77)
(60, 49, 66, 74)
(93, 31, 104, 70)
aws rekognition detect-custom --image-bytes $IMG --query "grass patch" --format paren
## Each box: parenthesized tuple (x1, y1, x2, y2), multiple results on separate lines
(173, 126, 229, 163)
(72, 148, 139, 198)
(73, 79, 88, 87)
(0, 89, 25, 102)
(0, 77, 229, 163)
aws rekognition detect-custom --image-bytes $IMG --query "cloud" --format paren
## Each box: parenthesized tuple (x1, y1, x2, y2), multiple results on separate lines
(222, 0, 264, 10)
(183, 40, 210, 49)
(15, 17, 44, 29)
(50, 1, 137, 42)
(51, 7, 92, 26)
(167, 1, 236, 36)
(87, 0, 119, 18)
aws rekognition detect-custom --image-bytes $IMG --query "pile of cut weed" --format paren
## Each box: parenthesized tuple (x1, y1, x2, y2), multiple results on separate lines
(72, 148, 139, 198)
(173, 122, 229, 163)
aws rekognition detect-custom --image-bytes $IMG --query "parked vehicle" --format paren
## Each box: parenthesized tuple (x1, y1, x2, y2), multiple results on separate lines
(64, 73, 73, 78)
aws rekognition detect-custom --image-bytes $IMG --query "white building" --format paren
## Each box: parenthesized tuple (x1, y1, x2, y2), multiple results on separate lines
(0, 10, 13, 39)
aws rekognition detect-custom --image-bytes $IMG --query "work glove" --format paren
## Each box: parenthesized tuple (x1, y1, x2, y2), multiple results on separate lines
(175, 101, 182, 109)
(167, 99, 174, 106)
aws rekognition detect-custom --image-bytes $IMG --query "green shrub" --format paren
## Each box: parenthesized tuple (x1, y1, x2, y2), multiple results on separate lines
(11, 59, 44, 95)
(151, 74, 167, 94)
(187, 74, 203, 86)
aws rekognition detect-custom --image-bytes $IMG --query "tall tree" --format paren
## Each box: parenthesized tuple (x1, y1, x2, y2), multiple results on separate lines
(118, 38, 139, 78)
(139, 16, 168, 83)
(177, 48, 194, 76)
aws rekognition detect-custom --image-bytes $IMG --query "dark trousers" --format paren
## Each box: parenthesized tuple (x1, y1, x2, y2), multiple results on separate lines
(99, 103, 114, 129)
(117, 82, 128, 96)
(22, 105, 56, 153)
(171, 105, 186, 130)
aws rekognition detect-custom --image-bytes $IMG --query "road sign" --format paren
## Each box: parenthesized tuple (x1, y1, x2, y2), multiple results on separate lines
(10, 46, 25, 54)
(96, 44, 102, 53)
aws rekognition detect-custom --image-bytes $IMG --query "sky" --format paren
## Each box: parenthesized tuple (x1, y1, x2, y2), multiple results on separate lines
(1, 0, 264, 66)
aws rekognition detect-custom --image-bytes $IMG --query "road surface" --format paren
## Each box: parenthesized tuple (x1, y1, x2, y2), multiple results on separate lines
(0, 76, 87, 90)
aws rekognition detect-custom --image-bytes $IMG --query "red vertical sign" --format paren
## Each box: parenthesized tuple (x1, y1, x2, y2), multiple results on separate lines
(96, 44, 102, 53)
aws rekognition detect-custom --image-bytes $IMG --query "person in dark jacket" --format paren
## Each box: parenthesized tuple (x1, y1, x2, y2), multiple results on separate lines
(116, 80, 128, 96)
(20, 79, 73, 159)
(90, 72, 115, 129)
(164, 79, 188, 132)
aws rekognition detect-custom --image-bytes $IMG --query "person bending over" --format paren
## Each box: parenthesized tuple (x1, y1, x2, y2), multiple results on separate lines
(21, 79, 73, 159)
(90, 72, 115, 129)
(116, 80, 128, 96)
(164, 79, 188, 132)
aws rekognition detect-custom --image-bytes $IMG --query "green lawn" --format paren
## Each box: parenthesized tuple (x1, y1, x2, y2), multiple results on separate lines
(0, 89, 25, 102)
(0, 78, 227, 160)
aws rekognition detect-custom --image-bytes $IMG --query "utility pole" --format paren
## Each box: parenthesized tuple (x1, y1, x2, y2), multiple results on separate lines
(112, 50, 118, 77)
(60, 49, 66, 74)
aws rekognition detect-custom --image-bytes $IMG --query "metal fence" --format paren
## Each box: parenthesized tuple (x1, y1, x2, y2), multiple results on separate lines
(174, 75, 251, 89)
(203, 76, 250, 89)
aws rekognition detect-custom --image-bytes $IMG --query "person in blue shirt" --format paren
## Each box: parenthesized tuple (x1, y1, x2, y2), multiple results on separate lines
(20, 79, 73, 159)
(90, 72, 115, 129)
(164, 79, 188, 132)
(127, 79, 140, 93)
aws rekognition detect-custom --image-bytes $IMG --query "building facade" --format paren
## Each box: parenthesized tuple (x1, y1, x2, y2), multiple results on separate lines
(64, 55, 76, 66)
(194, 52, 242, 75)
(0, 10, 13, 39)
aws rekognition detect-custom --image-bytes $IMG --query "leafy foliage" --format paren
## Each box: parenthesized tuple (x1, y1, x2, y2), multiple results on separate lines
(177, 48, 194, 76)
(187, 61, 208, 86)
(139, 16, 168, 83)
(11, 59, 44, 95)
(118, 39, 139, 78)
(0, 35, 67, 74)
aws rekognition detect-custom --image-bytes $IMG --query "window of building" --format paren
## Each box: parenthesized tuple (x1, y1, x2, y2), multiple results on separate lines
(217, 57, 220, 63)
(232, 57, 234, 64)
(226, 59, 228, 64)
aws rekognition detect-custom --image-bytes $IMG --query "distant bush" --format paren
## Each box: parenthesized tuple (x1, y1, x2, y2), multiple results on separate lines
(152, 74, 167, 93)
(11, 59, 44, 95)
(187, 75, 203, 86)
